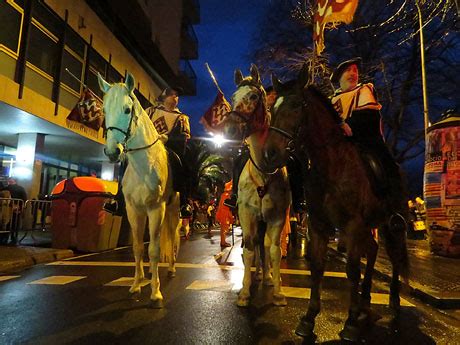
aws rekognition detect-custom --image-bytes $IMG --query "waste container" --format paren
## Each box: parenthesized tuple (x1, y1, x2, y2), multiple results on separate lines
(50, 176, 122, 252)
(424, 112, 460, 257)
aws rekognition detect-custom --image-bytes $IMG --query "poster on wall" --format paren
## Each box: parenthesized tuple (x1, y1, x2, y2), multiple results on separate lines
(424, 124, 460, 256)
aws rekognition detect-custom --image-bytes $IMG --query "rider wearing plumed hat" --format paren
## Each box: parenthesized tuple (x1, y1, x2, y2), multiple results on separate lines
(330, 57, 405, 212)
(146, 86, 193, 218)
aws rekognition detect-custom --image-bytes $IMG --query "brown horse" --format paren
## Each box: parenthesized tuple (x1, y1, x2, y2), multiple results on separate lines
(261, 67, 409, 341)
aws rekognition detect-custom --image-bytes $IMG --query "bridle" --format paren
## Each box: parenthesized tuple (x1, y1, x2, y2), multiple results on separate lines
(105, 92, 159, 154)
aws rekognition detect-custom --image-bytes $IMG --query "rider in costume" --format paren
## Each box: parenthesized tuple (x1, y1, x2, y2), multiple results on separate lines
(103, 86, 193, 219)
(330, 57, 405, 211)
(147, 87, 193, 219)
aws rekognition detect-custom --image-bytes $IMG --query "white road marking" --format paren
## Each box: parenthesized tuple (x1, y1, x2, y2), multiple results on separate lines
(48, 260, 360, 278)
(0, 275, 20, 282)
(186, 280, 234, 292)
(105, 277, 150, 287)
(27, 275, 86, 285)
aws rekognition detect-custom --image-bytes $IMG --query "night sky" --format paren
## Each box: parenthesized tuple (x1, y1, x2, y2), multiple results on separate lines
(179, 0, 271, 137)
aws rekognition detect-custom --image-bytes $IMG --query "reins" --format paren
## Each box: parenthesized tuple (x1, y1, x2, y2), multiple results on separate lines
(248, 158, 278, 198)
(106, 94, 160, 153)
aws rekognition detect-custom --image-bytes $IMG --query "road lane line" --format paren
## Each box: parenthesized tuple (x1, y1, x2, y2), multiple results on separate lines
(27, 275, 86, 285)
(47, 260, 354, 278)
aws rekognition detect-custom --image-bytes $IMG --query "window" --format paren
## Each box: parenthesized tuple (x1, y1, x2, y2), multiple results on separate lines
(0, 2, 22, 54)
(86, 70, 104, 99)
(65, 28, 85, 58)
(32, 1, 62, 38)
(61, 49, 83, 93)
(107, 65, 123, 84)
(28, 24, 59, 77)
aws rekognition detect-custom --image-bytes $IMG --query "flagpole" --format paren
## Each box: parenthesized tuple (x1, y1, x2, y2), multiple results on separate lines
(205, 63, 224, 94)
(65, 68, 87, 88)
(416, 0, 430, 141)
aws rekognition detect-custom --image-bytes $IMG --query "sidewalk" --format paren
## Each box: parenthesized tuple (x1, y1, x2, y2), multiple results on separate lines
(329, 238, 460, 309)
(0, 231, 73, 273)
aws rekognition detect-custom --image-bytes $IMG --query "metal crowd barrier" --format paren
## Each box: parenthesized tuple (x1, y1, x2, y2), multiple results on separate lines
(0, 198, 52, 245)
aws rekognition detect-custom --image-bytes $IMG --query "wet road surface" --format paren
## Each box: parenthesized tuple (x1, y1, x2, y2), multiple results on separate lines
(1, 227, 459, 344)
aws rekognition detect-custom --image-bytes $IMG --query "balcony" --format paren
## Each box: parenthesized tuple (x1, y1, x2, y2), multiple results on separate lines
(178, 59, 196, 96)
(180, 21, 198, 60)
(182, 0, 200, 24)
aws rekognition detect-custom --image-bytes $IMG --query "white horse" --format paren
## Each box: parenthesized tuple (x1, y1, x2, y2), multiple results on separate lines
(225, 65, 291, 307)
(98, 73, 181, 308)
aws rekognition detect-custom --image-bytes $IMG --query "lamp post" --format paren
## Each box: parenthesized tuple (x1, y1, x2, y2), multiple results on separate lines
(416, 0, 430, 139)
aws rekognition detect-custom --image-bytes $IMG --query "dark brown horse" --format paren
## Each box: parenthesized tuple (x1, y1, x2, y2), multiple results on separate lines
(261, 67, 409, 341)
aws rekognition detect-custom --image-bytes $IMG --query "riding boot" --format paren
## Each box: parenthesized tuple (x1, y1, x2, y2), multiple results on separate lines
(287, 155, 307, 213)
(224, 148, 249, 209)
(103, 162, 126, 216)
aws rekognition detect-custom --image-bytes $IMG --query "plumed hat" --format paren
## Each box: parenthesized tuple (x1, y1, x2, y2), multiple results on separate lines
(157, 86, 184, 102)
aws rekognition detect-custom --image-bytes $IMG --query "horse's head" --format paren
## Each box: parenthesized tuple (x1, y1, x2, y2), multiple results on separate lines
(263, 66, 309, 170)
(98, 72, 137, 162)
(223, 64, 268, 141)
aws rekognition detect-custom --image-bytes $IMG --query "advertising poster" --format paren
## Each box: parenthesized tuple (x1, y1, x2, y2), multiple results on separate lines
(424, 124, 460, 257)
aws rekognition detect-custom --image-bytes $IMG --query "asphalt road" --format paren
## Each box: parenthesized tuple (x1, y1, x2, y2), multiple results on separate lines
(1, 228, 459, 344)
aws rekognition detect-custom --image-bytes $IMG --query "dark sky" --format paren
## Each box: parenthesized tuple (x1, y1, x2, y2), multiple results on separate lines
(179, 0, 270, 137)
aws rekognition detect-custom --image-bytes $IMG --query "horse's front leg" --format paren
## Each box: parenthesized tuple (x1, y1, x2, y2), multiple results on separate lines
(237, 215, 257, 307)
(360, 233, 381, 324)
(126, 204, 147, 294)
(340, 225, 366, 342)
(267, 223, 286, 306)
(296, 220, 328, 340)
(148, 203, 166, 308)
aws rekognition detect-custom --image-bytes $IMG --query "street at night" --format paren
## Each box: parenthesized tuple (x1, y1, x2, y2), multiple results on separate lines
(1, 227, 459, 344)
(1, 1, 459, 344)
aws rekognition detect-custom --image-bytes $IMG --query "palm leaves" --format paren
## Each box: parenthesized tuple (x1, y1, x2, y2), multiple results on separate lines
(186, 139, 229, 202)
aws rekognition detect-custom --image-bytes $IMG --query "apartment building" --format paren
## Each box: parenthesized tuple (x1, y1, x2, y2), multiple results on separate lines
(0, 0, 199, 198)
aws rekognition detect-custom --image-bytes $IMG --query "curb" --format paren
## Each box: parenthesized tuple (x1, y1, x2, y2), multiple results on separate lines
(0, 249, 73, 273)
(327, 246, 460, 310)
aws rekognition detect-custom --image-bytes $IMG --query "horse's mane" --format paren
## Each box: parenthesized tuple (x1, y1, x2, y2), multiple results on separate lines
(306, 85, 342, 124)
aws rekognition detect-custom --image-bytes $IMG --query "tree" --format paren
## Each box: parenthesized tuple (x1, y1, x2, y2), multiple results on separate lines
(249, 0, 459, 195)
(186, 139, 229, 202)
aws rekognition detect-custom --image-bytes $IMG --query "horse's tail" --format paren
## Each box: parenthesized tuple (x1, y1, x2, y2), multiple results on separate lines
(381, 221, 410, 282)
(160, 195, 181, 263)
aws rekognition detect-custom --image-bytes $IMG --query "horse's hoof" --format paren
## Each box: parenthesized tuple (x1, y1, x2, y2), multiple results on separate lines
(339, 322, 361, 342)
(168, 270, 176, 278)
(150, 299, 164, 309)
(129, 286, 141, 294)
(273, 293, 287, 306)
(295, 317, 316, 340)
(237, 296, 250, 308)
(359, 308, 382, 326)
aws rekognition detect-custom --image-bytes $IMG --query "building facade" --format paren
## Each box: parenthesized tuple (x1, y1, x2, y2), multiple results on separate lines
(0, 0, 199, 198)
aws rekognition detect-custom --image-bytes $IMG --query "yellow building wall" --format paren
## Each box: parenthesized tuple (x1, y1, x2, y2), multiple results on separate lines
(0, 71, 104, 144)
(44, 0, 163, 101)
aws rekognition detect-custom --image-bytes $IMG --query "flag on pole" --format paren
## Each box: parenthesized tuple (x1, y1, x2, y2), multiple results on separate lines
(313, 0, 359, 55)
(200, 90, 231, 134)
(66, 88, 104, 138)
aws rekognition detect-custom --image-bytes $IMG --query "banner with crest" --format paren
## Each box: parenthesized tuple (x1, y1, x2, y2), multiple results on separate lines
(313, 0, 359, 55)
(200, 90, 231, 134)
(66, 89, 104, 139)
